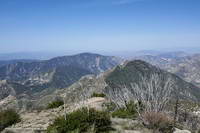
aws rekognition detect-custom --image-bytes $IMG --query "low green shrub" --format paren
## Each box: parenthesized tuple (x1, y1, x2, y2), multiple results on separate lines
(47, 108, 112, 133)
(103, 102, 116, 112)
(112, 102, 137, 119)
(0, 109, 21, 131)
(91, 93, 106, 98)
(47, 99, 64, 109)
(112, 108, 134, 119)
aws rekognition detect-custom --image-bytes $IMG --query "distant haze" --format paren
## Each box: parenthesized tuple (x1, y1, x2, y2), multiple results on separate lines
(0, 47, 200, 60)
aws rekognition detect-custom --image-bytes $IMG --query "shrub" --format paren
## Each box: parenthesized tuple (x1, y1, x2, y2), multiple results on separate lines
(103, 102, 117, 112)
(47, 108, 112, 133)
(142, 112, 173, 133)
(112, 108, 135, 119)
(47, 99, 64, 109)
(91, 93, 106, 98)
(0, 109, 21, 131)
(112, 102, 137, 119)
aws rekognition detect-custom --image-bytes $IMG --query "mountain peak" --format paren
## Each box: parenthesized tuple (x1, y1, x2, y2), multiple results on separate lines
(75, 52, 102, 57)
(105, 60, 200, 102)
(126, 60, 150, 66)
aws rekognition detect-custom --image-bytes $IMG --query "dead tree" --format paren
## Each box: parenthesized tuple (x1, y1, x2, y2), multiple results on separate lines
(107, 84, 134, 109)
(173, 98, 179, 127)
(78, 82, 90, 114)
(131, 74, 174, 113)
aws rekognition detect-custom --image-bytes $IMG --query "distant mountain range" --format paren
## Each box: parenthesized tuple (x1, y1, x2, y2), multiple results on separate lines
(0, 52, 76, 60)
(0, 49, 196, 60)
(135, 53, 200, 88)
(0, 53, 123, 101)
(0, 59, 37, 67)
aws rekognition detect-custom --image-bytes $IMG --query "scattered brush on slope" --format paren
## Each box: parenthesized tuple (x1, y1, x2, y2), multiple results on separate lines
(91, 93, 106, 98)
(47, 99, 64, 109)
(0, 109, 21, 132)
(47, 107, 113, 133)
(112, 102, 138, 119)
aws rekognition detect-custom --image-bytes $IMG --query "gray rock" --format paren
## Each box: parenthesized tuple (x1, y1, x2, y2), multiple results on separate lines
(173, 128, 191, 133)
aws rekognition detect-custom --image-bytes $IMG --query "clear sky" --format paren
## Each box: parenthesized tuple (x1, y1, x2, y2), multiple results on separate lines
(0, 0, 200, 53)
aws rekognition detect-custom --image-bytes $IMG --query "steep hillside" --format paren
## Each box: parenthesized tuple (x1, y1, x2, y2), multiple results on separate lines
(0, 80, 28, 100)
(104, 60, 200, 103)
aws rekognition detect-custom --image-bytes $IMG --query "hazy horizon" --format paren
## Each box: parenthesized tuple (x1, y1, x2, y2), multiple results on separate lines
(0, 47, 200, 61)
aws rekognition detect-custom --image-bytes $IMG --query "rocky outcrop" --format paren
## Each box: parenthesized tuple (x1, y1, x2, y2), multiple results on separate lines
(173, 128, 191, 133)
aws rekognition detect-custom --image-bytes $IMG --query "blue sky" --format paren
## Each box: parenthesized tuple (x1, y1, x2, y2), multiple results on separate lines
(0, 0, 200, 53)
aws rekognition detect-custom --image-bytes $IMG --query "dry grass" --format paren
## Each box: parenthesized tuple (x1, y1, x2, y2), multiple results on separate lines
(142, 112, 173, 133)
